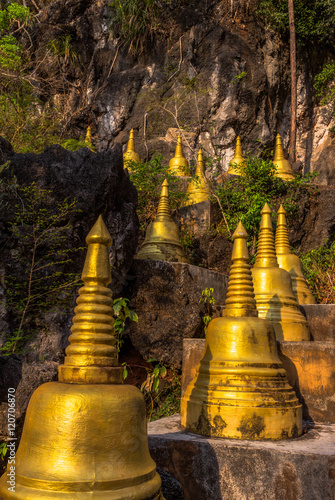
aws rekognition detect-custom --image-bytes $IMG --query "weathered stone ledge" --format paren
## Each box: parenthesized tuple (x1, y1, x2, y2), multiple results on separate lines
(148, 414, 335, 500)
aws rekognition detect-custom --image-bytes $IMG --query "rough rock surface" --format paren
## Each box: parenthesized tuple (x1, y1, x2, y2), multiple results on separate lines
(17, 0, 335, 183)
(125, 260, 228, 368)
(3, 143, 138, 291)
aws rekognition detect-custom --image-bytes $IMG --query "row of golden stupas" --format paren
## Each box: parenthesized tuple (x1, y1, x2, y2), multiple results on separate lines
(181, 220, 303, 440)
(0, 133, 312, 496)
(122, 129, 295, 181)
(0, 210, 310, 499)
(135, 180, 314, 336)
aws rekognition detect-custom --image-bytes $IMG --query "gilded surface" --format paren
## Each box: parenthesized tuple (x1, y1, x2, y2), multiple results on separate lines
(273, 134, 294, 180)
(181, 222, 302, 440)
(59, 215, 121, 384)
(167, 134, 191, 176)
(227, 136, 246, 175)
(183, 149, 210, 206)
(252, 204, 310, 341)
(275, 205, 316, 304)
(135, 179, 189, 263)
(0, 216, 162, 499)
(123, 128, 140, 170)
(84, 126, 95, 152)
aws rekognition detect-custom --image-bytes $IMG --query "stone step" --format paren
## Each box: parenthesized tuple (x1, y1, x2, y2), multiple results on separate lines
(181, 338, 335, 424)
(148, 415, 335, 500)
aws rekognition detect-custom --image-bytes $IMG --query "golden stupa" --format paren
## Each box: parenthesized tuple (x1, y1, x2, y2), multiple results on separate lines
(227, 136, 246, 175)
(135, 179, 189, 263)
(84, 125, 95, 152)
(275, 204, 316, 304)
(273, 134, 294, 180)
(183, 149, 210, 206)
(123, 128, 141, 170)
(167, 134, 191, 176)
(0, 216, 163, 499)
(251, 203, 310, 341)
(181, 221, 302, 440)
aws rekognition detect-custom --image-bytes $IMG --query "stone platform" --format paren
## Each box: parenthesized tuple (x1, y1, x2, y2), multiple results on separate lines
(148, 415, 335, 500)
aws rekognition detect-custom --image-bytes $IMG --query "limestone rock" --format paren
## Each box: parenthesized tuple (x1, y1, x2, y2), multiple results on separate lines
(125, 260, 228, 368)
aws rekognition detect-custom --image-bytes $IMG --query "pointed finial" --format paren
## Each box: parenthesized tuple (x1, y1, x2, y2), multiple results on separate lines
(227, 136, 246, 175)
(84, 126, 95, 152)
(196, 148, 205, 174)
(156, 179, 172, 222)
(126, 129, 135, 152)
(235, 136, 242, 157)
(275, 205, 291, 255)
(223, 221, 257, 317)
(274, 134, 285, 160)
(175, 134, 184, 158)
(254, 203, 279, 268)
(58, 216, 122, 385)
(85, 126, 92, 145)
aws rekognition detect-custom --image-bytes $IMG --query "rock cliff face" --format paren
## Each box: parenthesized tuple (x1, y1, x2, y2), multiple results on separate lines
(26, 0, 335, 181)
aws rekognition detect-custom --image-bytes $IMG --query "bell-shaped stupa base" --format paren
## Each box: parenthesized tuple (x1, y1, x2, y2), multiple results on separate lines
(181, 316, 302, 440)
(136, 240, 189, 263)
(0, 383, 162, 499)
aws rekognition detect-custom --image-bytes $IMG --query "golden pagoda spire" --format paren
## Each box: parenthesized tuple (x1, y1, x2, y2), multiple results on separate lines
(197, 148, 205, 172)
(273, 134, 294, 180)
(168, 133, 191, 176)
(253, 203, 279, 269)
(181, 221, 302, 440)
(84, 126, 95, 152)
(58, 215, 121, 384)
(0, 216, 163, 499)
(123, 128, 141, 171)
(182, 148, 210, 206)
(227, 136, 246, 175)
(275, 205, 316, 304)
(156, 178, 171, 221)
(252, 203, 310, 341)
(223, 221, 258, 317)
(135, 180, 189, 262)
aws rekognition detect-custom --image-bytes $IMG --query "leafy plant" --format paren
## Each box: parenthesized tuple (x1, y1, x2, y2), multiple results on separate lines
(112, 297, 138, 351)
(300, 240, 335, 303)
(128, 154, 188, 237)
(0, 443, 7, 460)
(231, 71, 248, 84)
(256, 0, 335, 47)
(48, 35, 79, 65)
(199, 287, 217, 333)
(109, 0, 194, 53)
(2, 182, 83, 355)
(211, 154, 318, 254)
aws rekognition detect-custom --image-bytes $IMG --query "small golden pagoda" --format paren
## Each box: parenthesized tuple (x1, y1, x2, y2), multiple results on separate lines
(84, 125, 95, 152)
(168, 133, 191, 176)
(251, 203, 310, 341)
(123, 128, 141, 170)
(273, 134, 294, 180)
(181, 221, 302, 440)
(135, 179, 189, 263)
(227, 136, 246, 175)
(275, 204, 316, 304)
(0, 216, 163, 499)
(183, 149, 210, 206)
